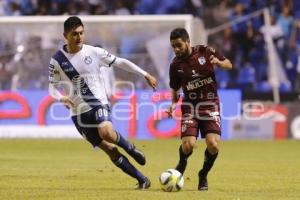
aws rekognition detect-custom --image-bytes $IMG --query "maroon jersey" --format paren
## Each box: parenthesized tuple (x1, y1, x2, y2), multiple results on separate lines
(169, 45, 225, 105)
(169, 45, 225, 137)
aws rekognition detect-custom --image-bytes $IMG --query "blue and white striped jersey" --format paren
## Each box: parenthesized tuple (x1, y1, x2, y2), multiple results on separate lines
(49, 44, 116, 116)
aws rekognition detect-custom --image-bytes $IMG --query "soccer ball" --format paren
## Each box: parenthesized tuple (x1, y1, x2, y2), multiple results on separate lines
(159, 169, 184, 192)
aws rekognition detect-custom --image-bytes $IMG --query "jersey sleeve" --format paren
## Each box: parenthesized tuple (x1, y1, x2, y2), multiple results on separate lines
(207, 46, 226, 61)
(49, 58, 61, 84)
(169, 63, 181, 90)
(112, 57, 147, 76)
(96, 47, 117, 67)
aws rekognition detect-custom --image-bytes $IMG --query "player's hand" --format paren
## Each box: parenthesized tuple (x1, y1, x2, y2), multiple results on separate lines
(166, 103, 177, 118)
(145, 73, 157, 91)
(60, 96, 75, 109)
(209, 55, 220, 65)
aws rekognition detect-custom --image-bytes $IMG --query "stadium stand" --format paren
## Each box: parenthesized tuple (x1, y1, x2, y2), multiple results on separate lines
(0, 0, 299, 95)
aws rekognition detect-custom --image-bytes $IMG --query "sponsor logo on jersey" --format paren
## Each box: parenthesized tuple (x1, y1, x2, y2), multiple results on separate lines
(186, 77, 213, 91)
(64, 67, 74, 72)
(191, 70, 200, 78)
(198, 56, 206, 65)
(62, 62, 69, 66)
(84, 56, 92, 64)
(59, 61, 74, 72)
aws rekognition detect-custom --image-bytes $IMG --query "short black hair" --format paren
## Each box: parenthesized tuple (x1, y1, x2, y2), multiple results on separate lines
(170, 28, 190, 41)
(64, 16, 84, 33)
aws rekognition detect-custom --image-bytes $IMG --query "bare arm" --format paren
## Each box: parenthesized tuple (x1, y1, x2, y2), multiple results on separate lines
(210, 55, 232, 70)
(171, 89, 180, 104)
(166, 89, 180, 118)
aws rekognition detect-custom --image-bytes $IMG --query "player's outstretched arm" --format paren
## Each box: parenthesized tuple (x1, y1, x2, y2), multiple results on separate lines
(144, 73, 157, 91)
(112, 57, 157, 91)
(209, 55, 232, 70)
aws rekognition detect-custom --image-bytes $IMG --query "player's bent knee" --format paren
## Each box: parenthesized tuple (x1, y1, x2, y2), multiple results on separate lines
(99, 131, 110, 141)
(207, 141, 219, 153)
(182, 141, 195, 154)
(98, 122, 115, 141)
(98, 127, 112, 140)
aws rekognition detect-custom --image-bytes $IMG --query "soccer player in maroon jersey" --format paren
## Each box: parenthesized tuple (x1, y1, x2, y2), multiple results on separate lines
(166, 28, 232, 191)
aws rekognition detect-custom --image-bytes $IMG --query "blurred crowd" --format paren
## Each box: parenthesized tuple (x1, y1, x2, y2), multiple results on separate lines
(204, 0, 300, 93)
(0, 0, 198, 16)
(1, 0, 300, 94)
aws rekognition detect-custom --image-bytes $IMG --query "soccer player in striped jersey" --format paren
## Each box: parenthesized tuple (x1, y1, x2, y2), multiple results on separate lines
(49, 16, 157, 189)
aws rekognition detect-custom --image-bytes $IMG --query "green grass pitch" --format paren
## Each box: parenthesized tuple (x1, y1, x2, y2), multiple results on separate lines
(0, 139, 299, 200)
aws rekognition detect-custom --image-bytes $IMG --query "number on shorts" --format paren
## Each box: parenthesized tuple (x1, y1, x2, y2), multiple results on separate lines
(98, 108, 108, 118)
(213, 115, 221, 127)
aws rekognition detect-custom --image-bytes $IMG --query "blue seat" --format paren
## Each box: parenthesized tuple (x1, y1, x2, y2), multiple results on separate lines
(279, 81, 292, 92)
(236, 64, 256, 91)
(237, 64, 255, 84)
(255, 81, 272, 92)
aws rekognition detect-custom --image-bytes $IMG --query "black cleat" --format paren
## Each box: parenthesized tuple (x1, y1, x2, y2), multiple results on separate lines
(128, 145, 146, 165)
(198, 171, 208, 191)
(175, 160, 187, 174)
(136, 177, 151, 190)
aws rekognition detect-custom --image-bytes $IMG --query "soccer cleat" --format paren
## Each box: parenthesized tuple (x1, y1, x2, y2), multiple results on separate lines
(175, 160, 187, 174)
(128, 145, 146, 165)
(198, 170, 208, 191)
(136, 177, 151, 190)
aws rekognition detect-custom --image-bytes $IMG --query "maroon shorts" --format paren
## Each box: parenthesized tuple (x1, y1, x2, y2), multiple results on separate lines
(180, 103, 221, 138)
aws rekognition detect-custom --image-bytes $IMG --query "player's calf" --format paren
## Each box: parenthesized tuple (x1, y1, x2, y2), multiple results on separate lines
(175, 160, 187, 174)
(114, 132, 146, 165)
(128, 145, 146, 165)
(175, 145, 192, 174)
